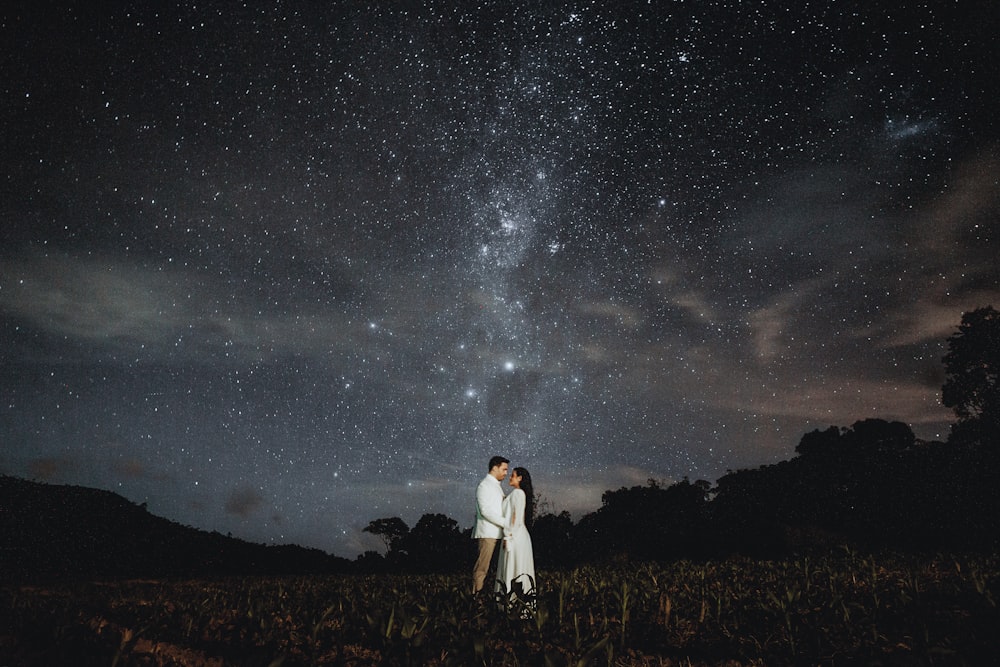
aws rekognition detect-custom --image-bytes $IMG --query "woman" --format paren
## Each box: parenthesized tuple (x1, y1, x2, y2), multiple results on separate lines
(496, 466, 536, 603)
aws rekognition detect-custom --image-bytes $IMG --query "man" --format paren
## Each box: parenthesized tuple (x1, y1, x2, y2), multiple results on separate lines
(472, 455, 509, 594)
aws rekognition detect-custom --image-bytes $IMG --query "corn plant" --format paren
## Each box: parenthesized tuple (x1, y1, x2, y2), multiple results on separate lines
(2, 552, 999, 665)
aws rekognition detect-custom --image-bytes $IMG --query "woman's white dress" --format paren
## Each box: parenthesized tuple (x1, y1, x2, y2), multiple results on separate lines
(496, 488, 535, 599)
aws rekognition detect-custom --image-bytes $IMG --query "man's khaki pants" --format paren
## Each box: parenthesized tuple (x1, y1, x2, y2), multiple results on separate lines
(472, 537, 498, 593)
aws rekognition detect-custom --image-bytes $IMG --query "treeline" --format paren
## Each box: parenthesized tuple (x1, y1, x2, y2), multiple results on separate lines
(360, 419, 999, 573)
(4, 307, 998, 581)
(360, 306, 1000, 572)
(7, 417, 996, 583)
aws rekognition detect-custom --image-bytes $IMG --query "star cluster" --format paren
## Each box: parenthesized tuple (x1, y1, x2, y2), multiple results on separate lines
(2, 1, 998, 557)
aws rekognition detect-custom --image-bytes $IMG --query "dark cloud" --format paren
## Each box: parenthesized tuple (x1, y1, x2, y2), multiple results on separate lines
(224, 487, 264, 519)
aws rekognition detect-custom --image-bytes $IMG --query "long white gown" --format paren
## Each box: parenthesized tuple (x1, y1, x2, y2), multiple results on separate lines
(496, 488, 536, 599)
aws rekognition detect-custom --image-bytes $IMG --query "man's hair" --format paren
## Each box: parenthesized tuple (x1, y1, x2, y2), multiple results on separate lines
(488, 456, 509, 471)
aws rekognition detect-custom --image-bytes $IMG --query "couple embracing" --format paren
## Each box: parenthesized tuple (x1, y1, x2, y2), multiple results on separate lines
(472, 456, 536, 601)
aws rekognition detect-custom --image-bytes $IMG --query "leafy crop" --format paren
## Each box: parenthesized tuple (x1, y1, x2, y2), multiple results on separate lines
(2, 549, 997, 665)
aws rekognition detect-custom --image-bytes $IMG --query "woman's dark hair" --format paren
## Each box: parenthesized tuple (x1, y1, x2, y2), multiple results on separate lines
(514, 467, 535, 528)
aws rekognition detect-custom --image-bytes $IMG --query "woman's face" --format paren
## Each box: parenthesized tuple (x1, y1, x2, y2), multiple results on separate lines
(509, 471, 521, 488)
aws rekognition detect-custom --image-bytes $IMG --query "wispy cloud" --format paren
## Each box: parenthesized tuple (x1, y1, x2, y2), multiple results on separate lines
(0, 253, 367, 362)
(747, 280, 826, 363)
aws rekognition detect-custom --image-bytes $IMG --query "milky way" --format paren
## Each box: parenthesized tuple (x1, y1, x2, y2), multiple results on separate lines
(2, 2, 998, 557)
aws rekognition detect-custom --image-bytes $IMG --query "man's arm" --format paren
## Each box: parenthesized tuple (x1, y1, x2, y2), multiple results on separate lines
(476, 481, 506, 528)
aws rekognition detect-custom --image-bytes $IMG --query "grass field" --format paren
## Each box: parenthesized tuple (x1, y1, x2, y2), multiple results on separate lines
(2, 549, 997, 666)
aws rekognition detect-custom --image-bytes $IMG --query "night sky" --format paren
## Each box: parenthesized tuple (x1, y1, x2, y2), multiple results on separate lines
(2, 1, 998, 558)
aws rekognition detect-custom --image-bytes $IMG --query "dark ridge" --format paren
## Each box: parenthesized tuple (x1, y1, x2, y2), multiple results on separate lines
(0, 475, 351, 583)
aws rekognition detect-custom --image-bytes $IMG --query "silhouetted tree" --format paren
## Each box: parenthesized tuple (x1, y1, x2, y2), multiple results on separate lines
(711, 419, 927, 554)
(575, 478, 711, 561)
(794, 425, 842, 458)
(354, 550, 388, 573)
(363, 517, 410, 554)
(863, 418, 916, 447)
(943, 305, 1000, 445)
(795, 420, 917, 539)
(711, 463, 795, 557)
(531, 510, 575, 568)
(711, 461, 814, 556)
(796, 419, 916, 459)
(400, 513, 467, 573)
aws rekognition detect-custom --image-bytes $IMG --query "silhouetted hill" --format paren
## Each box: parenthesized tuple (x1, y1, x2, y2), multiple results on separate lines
(0, 475, 351, 583)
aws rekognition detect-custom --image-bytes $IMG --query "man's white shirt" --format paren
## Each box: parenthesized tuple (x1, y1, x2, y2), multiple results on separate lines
(473, 474, 506, 539)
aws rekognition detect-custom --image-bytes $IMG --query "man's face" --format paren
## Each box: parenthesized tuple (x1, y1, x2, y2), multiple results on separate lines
(491, 462, 509, 481)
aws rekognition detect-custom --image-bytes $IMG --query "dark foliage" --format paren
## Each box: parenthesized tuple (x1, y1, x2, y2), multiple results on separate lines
(573, 477, 712, 563)
(943, 305, 1000, 443)
(710, 419, 1000, 556)
(530, 510, 575, 567)
(398, 512, 471, 573)
(362, 516, 409, 553)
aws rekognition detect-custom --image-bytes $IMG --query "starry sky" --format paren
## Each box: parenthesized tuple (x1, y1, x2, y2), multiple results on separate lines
(2, 1, 998, 558)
